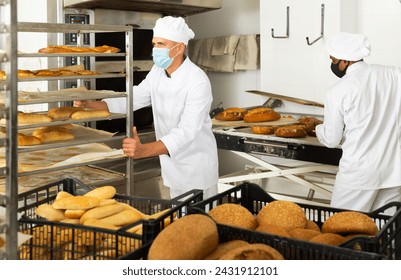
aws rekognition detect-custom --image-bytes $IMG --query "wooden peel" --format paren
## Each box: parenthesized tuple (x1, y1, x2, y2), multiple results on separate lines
(246, 90, 324, 108)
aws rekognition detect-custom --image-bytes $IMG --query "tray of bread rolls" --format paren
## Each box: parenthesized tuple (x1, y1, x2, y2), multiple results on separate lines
(0, 87, 126, 105)
(187, 182, 401, 260)
(17, 178, 203, 260)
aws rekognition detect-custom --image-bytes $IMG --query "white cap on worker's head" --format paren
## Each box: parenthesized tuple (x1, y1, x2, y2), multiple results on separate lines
(153, 16, 195, 45)
(326, 32, 371, 61)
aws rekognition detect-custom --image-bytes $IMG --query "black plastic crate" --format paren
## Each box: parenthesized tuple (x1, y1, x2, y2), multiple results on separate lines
(17, 177, 203, 259)
(188, 182, 400, 260)
(121, 222, 382, 260)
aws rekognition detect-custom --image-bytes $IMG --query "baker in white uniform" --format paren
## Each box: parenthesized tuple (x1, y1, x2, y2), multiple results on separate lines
(75, 16, 219, 199)
(313, 32, 401, 212)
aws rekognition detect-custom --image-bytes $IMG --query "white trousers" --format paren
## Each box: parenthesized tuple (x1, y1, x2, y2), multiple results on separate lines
(169, 185, 218, 200)
(330, 185, 401, 213)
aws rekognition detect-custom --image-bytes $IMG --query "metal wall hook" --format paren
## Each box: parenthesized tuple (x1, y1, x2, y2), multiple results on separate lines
(271, 6, 290, 39)
(306, 4, 325, 45)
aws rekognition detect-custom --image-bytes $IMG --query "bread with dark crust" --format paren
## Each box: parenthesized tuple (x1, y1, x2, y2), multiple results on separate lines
(214, 107, 248, 121)
(219, 243, 285, 260)
(243, 108, 281, 123)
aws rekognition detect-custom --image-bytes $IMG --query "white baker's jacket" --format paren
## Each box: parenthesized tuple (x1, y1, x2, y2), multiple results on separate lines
(316, 61, 401, 190)
(104, 57, 219, 192)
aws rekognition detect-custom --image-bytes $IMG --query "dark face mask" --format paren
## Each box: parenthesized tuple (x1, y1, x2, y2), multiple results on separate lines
(331, 60, 347, 78)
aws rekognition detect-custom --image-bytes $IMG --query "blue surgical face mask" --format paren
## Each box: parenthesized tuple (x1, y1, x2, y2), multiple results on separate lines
(152, 44, 179, 69)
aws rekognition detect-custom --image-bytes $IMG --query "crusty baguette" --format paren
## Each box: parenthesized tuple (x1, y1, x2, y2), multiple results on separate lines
(70, 109, 111, 120)
(38, 45, 120, 54)
(18, 112, 53, 124)
(79, 203, 125, 224)
(18, 133, 42, 146)
(47, 106, 85, 119)
(98, 209, 142, 227)
(32, 129, 75, 142)
(84, 186, 116, 200)
(52, 195, 100, 210)
(35, 203, 65, 222)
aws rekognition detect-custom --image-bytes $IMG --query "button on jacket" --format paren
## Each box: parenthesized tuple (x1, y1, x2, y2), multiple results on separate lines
(105, 57, 219, 192)
(316, 61, 401, 190)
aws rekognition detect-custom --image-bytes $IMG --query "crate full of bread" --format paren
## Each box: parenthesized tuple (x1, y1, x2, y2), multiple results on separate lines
(187, 182, 401, 260)
(17, 178, 203, 260)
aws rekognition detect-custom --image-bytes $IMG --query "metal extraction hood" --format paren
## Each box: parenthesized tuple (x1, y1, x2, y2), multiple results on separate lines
(63, 0, 222, 16)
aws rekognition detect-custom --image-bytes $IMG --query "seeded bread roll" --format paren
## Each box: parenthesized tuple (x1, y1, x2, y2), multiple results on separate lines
(204, 240, 249, 260)
(243, 108, 281, 123)
(321, 211, 379, 236)
(208, 203, 257, 230)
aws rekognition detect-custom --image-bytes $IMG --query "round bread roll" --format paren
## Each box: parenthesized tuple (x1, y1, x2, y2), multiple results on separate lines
(275, 125, 307, 138)
(214, 107, 248, 121)
(305, 219, 321, 232)
(256, 201, 307, 232)
(204, 240, 249, 260)
(243, 108, 281, 123)
(309, 233, 346, 246)
(208, 203, 257, 230)
(251, 126, 276, 135)
(255, 223, 291, 238)
(219, 243, 285, 260)
(148, 214, 219, 260)
(289, 228, 321, 241)
(321, 211, 379, 236)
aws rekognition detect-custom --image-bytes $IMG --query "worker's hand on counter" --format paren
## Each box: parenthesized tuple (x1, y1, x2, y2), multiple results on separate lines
(73, 100, 109, 111)
(123, 127, 169, 159)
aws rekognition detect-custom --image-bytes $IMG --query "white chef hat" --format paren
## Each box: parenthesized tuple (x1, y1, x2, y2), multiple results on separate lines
(326, 32, 371, 61)
(153, 16, 195, 45)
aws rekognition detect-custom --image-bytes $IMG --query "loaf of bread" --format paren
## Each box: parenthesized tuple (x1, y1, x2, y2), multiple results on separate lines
(47, 106, 85, 119)
(243, 108, 281, 123)
(18, 112, 53, 124)
(64, 209, 86, 219)
(83, 218, 120, 231)
(32, 129, 74, 143)
(83, 186, 116, 200)
(52, 196, 100, 210)
(251, 126, 276, 135)
(148, 214, 219, 260)
(70, 109, 111, 120)
(79, 203, 126, 224)
(18, 133, 42, 146)
(18, 69, 36, 78)
(34, 70, 61, 77)
(98, 209, 142, 227)
(35, 203, 65, 222)
(38, 45, 120, 54)
(275, 125, 307, 138)
(219, 243, 285, 260)
(214, 107, 248, 121)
